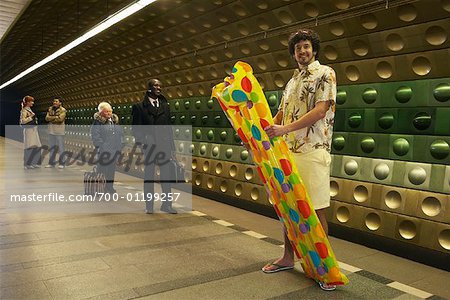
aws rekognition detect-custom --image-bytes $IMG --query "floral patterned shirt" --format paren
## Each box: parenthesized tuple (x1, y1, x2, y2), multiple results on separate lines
(279, 60, 336, 153)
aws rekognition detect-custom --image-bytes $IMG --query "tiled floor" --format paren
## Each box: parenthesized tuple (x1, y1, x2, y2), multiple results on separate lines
(1, 137, 449, 299)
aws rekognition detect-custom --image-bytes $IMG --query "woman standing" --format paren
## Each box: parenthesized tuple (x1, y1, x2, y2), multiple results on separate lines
(20, 95, 42, 169)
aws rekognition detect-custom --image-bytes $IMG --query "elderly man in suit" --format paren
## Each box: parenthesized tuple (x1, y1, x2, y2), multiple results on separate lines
(91, 102, 123, 194)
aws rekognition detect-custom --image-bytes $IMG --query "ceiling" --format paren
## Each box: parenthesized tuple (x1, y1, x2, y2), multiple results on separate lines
(0, 0, 30, 42)
(1, 0, 448, 110)
(0, 0, 135, 84)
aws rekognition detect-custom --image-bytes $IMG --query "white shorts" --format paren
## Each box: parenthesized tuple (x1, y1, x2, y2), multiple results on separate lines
(292, 149, 331, 210)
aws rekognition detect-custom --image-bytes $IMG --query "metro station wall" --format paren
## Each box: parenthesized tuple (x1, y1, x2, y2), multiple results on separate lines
(23, 0, 449, 258)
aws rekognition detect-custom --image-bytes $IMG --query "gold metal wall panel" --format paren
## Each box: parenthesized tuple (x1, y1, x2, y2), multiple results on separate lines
(219, 161, 242, 181)
(368, 183, 383, 209)
(416, 219, 437, 250)
(243, 164, 263, 185)
(314, 0, 450, 43)
(379, 185, 412, 215)
(394, 215, 423, 245)
(200, 158, 213, 175)
(416, 219, 450, 254)
(200, 174, 216, 191)
(192, 172, 203, 188)
(330, 177, 383, 207)
(359, 207, 397, 238)
(223, 160, 259, 185)
(402, 189, 423, 218)
(191, 157, 200, 174)
(331, 177, 449, 224)
(330, 178, 346, 202)
(416, 191, 449, 223)
(444, 166, 450, 195)
(368, 19, 450, 58)
(214, 177, 235, 197)
(192, 157, 212, 175)
(333, 153, 448, 195)
(330, 201, 364, 229)
(434, 223, 450, 253)
(231, 180, 247, 200)
(193, 172, 268, 205)
(332, 48, 450, 84)
(250, 69, 294, 91)
(203, 158, 263, 185)
(446, 194, 450, 224)
(251, 53, 284, 73)
(249, 183, 269, 206)
(214, 160, 233, 180)
(330, 177, 353, 204)
(327, 200, 336, 221)
(209, 159, 225, 177)
(347, 181, 374, 207)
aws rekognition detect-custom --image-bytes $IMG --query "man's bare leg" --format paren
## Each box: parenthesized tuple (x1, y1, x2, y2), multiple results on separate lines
(262, 230, 295, 271)
(263, 207, 330, 273)
(316, 208, 329, 235)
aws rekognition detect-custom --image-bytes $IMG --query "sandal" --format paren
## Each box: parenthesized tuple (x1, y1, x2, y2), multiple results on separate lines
(318, 282, 337, 291)
(261, 262, 294, 274)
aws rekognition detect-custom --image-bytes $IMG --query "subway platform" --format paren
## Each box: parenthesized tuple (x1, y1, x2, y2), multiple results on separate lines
(1, 137, 449, 300)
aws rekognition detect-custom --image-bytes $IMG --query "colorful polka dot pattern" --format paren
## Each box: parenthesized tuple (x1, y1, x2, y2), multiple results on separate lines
(211, 61, 349, 286)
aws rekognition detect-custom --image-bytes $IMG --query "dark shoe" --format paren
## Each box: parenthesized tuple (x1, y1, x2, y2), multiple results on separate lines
(160, 205, 177, 214)
(318, 282, 337, 291)
(145, 200, 154, 214)
(261, 262, 294, 274)
(105, 188, 117, 194)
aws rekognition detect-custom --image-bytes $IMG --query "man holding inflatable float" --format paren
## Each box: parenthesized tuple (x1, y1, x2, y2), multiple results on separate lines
(261, 29, 338, 291)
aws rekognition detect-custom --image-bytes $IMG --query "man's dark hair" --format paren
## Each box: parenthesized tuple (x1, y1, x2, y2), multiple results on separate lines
(288, 29, 321, 59)
(147, 79, 159, 89)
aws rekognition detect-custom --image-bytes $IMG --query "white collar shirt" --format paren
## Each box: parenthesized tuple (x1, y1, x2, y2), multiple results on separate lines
(149, 96, 159, 107)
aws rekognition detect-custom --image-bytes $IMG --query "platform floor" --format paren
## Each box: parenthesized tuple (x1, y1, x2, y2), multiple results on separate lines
(1, 137, 449, 300)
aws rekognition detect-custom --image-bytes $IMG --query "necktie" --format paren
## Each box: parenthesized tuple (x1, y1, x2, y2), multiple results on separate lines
(149, 97, 159, 108)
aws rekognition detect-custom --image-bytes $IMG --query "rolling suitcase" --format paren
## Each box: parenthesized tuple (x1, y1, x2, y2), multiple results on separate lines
(84, 166, 106, 195)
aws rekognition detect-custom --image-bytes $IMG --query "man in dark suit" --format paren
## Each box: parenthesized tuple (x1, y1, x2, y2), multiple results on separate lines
(132, 79, 177, 214)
